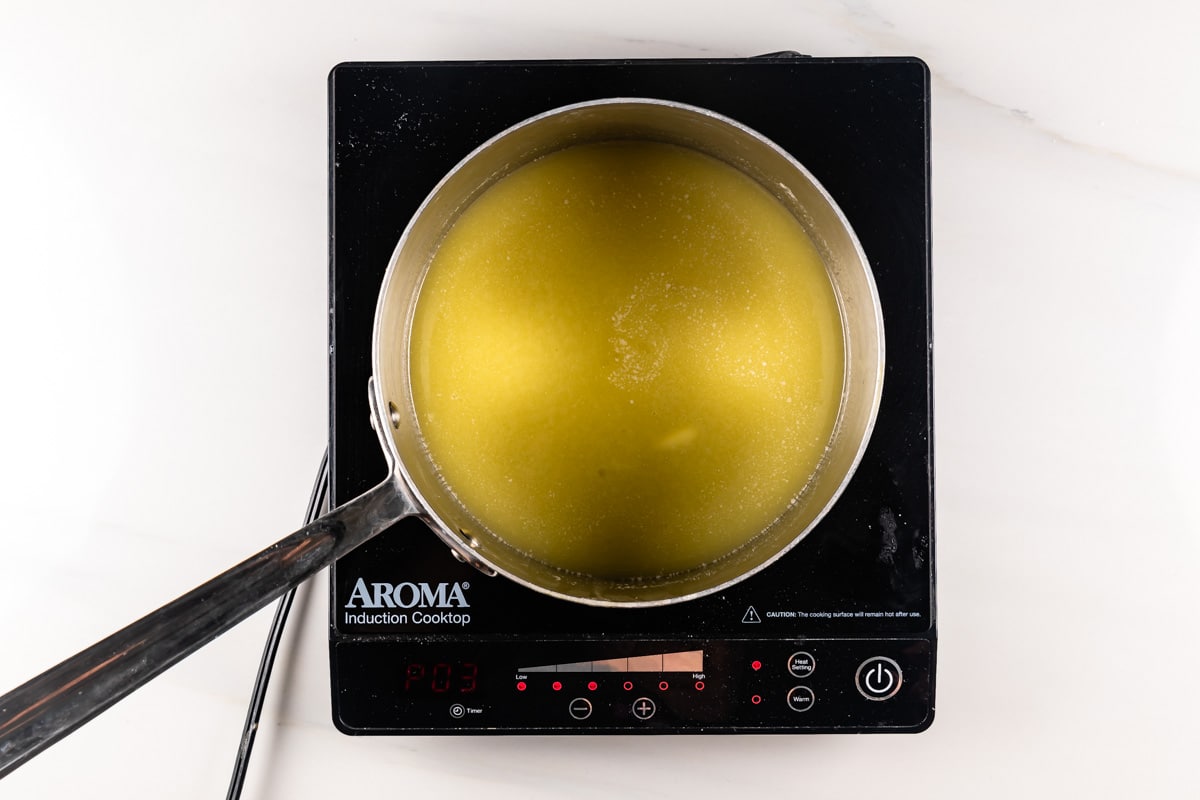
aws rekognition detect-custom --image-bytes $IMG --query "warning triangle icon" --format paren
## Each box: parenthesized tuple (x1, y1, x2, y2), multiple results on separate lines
(742, 606, 762, 624)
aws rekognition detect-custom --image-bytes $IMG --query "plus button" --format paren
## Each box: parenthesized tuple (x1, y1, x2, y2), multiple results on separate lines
(632, 697, 657, 720)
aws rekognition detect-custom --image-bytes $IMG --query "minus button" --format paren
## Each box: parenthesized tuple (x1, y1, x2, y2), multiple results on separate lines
(568, 698, 593, 720)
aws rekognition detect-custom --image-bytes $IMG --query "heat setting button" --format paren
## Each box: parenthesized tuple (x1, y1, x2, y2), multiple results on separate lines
(856, 656, 903, 701)
(788, 651, 816, 678)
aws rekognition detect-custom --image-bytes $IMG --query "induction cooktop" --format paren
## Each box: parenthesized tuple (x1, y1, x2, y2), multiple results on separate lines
(327, 56, 934, 734)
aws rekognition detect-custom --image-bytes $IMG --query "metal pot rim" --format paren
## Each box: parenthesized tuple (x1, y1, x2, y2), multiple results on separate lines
(369, 97, 885, 607)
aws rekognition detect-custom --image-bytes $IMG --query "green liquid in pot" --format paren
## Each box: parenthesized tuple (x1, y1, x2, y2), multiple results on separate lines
(409, 140, 844, 579)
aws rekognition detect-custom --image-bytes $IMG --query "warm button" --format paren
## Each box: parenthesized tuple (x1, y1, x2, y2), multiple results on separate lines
(855, 657, 903, 701)
(786, 686, 815, 713)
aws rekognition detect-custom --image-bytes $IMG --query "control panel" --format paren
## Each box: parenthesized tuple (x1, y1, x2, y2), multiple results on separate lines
(332, 638, 934, 734)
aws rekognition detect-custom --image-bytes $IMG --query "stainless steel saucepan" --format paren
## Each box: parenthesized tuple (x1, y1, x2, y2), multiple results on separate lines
(0, 98, 883, 776)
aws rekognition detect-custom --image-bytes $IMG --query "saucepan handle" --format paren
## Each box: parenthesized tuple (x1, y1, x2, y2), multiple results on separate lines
(0, 477, 414, 778)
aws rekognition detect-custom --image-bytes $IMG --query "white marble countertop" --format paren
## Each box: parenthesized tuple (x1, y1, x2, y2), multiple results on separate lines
(2, 1, 1198, 797)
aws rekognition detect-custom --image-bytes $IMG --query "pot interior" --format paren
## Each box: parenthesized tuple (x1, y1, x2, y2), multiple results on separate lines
(372, 99, 884, 606)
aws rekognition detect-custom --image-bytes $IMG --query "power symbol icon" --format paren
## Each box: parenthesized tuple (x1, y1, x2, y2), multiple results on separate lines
(855, 657, 902, 701)
(866, 663, 893, 693)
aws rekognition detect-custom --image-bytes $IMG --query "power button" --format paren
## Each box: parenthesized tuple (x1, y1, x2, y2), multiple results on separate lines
(855, 657, 902, 701)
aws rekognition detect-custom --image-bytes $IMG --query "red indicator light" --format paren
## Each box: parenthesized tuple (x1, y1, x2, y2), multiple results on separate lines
(552, 681, 563, 692)
(695, 681, 705, 691)
(751, 660, 763, 671)
(516, 681, 527, 692)
(658, 681, 670, 691)
(587, 681, 598, 691)
(751, 694, 763, 705)
(622, 681, 634, 691)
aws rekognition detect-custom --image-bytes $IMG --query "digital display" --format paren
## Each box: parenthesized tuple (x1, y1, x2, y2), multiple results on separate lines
(401, 661, 480, 695)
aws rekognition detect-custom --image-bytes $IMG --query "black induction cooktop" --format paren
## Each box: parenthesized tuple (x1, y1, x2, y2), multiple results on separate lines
(327, 56, 934, 733)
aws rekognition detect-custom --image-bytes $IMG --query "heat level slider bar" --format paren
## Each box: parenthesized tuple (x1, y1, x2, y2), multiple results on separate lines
(519, 649, 703, 673)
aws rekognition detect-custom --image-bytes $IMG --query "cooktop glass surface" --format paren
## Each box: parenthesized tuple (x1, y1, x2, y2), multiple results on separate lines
(330, 57, 932, 638)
